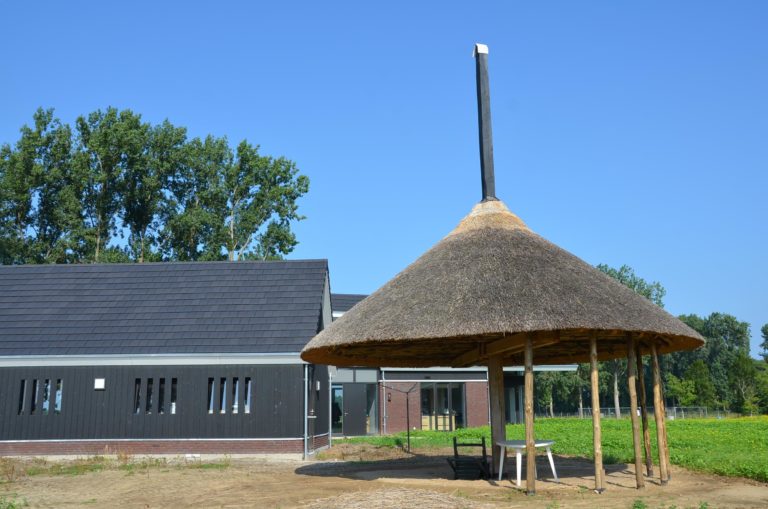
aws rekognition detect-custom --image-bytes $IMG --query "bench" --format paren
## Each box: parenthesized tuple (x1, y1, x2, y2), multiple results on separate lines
(446, 436, 491, 480)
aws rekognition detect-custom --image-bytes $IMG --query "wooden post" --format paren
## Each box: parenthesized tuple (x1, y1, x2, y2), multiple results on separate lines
(626, 334, 645, 489)
(635, 344, 653, 477)
(524, 334, 536, 495)
(651, 342, 669, 485)
(659, 358, 672, 481)
(589, 334, 604, 493)
(487, 355, 506, 477)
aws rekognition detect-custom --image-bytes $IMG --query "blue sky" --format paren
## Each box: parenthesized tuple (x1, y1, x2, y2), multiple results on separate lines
(2, 1, 766, 356)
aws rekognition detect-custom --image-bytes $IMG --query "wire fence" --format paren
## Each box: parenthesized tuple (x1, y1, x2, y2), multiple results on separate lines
(534, 406, 741, 419)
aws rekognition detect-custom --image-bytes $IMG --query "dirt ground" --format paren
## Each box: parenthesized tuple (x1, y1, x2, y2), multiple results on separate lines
(1, 445, 767, 508)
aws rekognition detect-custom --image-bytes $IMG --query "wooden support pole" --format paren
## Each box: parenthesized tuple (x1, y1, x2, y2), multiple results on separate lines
(659, 358, 672, 481)
(487, 355, 506, 477)
(651, 342, 669, 485)
(626, 334, 645, 489)
(635, 344, 653, 477)
(589, 334, 605, 493)
(524, 334, 536, 495)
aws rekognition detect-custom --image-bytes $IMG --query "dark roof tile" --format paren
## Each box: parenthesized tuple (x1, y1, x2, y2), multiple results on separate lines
(0, 260, 328, 356)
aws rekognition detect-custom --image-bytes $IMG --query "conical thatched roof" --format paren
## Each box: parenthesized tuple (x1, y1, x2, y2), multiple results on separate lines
(301, 200, 703, 368)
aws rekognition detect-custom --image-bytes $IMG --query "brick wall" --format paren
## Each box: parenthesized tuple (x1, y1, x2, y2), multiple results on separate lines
(0, 438, 309, 456)
(382, 381, 492, 433)
(465, 381, 490, 428)
(383, 382, 421, 434)
(309, 433, 329, 451)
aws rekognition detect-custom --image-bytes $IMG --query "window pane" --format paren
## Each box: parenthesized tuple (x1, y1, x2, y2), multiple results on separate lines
(55, 379, 63, 414)
(232, 377, 239, 414)
(17, 380, 27, 415)
(207, 378, 214, 414)
(332, 386, 343, 434)
(170, 378, 177, 414)
(42, 379, 51, 415)
(158, 378, 166, 414)
(133, 378, 142, 414)
(145, 378, 153, 414)
(219, 378, 227, 414)
(244, 378, 251, 414)
(420, 383, 433, 430)
(30, 379, 39, 415)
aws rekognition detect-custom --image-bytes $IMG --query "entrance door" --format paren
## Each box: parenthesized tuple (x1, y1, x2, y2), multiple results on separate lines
(331, 386, 344, 434)
(341, 383, 367, 436)
(420, 383, 465, 431)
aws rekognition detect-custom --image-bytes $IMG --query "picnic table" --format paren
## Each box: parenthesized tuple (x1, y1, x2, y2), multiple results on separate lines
(496, 440, 559, 487)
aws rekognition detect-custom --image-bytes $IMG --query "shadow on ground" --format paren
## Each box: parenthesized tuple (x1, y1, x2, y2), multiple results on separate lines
(295, 452, 653, 493)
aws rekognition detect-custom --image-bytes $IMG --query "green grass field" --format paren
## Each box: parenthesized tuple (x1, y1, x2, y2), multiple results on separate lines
(340, 416, 768, 482)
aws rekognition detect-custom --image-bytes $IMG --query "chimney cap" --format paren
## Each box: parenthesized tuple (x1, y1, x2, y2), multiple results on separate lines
(473, 43, 489, 56)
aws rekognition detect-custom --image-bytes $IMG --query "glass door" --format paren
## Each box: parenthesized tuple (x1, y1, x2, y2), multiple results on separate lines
(420, 383, 465, 431)
(331, 385, 343, 434)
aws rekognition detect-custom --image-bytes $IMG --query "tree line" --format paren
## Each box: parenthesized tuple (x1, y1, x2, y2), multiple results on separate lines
(0, 108, 309, 264)
(535, 265, 768, 416)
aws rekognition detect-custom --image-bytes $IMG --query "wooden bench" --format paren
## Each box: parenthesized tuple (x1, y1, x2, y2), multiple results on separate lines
(446, 436, 491, 480)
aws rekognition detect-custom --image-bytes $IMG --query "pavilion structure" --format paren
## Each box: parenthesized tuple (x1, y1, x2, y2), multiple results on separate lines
(301, 44, 704, 494)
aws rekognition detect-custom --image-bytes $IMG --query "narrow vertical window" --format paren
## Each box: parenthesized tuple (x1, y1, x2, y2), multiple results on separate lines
(232, 377, 239, 414)
(145, 378, 154, 414)
(244, 377, 252, 414)
(170, 378, 178, 414)
(42, 379, 51, 414)
(219, 377, 227, 414)
(54, 379, 63, 414)
(158, 378, 166, 414)
(30, 379, 39, 414)
(17, 380, 27, 415)
(133, 378, 141, 414)
(207, 378, 214, 414)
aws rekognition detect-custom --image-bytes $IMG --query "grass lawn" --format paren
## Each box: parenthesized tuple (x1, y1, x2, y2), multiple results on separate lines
(340, 416, 768, 482)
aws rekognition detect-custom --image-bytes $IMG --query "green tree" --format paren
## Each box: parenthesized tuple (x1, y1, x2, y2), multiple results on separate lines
(219, 140, 309, 261)
(0, 129, 35, 263)
(683, 360, 717, 408)
(2, 107, 309, 265)
(0, 109, 81, 263)
(678, 312, 751, 410)
(665, 373, 696, 407)
(755, 363, 768, 413)
(729, 352, 759, 415)
(596, 264, 663, 414)
(26, 110, 81, 263)
(596, 264, 666, 307)
(760, 324, 768, 362)
(534, 372, 556, 416)
(122, 120, 186, 262)
(160, 135, 230, 261)
(74, 108, 132, 262)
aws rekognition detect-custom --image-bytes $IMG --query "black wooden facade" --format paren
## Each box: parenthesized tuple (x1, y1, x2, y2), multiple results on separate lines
(2, 364, 329, 441)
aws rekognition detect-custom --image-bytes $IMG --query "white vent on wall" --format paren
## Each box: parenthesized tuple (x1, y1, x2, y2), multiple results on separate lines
(94, 378, 105, 390)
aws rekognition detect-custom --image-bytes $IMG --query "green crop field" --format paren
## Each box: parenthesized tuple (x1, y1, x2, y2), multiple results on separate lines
(340, 416, 768, 482)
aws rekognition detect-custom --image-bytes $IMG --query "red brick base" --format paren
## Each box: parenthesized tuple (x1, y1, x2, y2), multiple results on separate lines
(0, 438, 324, 456)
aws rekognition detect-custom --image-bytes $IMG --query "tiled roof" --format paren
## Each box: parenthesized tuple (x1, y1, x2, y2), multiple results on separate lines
(0, 261, 328, 356)
(331, 293, 367, 313)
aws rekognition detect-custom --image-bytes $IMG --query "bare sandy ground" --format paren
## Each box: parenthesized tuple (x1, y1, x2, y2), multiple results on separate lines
(1, 447, 767, 508)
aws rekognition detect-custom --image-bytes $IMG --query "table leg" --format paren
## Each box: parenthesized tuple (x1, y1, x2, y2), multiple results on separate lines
(546, 447, 558, 482)
(516, 450, 522, 487)
(498, 446, 505, 481)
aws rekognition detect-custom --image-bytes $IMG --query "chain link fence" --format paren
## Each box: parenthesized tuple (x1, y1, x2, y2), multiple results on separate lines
(535, 406, 739, 419)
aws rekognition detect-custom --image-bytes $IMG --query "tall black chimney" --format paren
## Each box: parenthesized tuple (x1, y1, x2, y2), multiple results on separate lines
(474, 43, 497, 202)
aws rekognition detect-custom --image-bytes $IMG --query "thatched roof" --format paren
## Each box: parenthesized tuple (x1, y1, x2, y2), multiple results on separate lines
(301, 200, 703, 368)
